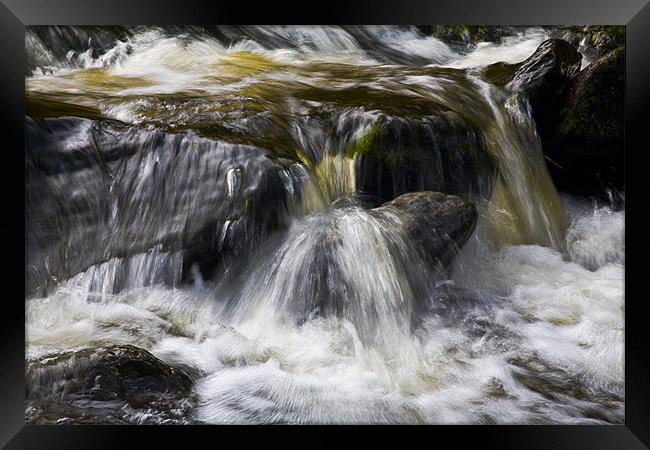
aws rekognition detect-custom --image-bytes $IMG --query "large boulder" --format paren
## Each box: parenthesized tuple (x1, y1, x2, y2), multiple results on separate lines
(370, 191, 477, 268)
(506, 39, 582, 142)
(26, 345, 194, 424)
(544, 47, 624, 195)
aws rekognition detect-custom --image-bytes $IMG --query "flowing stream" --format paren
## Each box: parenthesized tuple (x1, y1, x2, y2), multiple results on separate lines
(25, 26, 624, 424)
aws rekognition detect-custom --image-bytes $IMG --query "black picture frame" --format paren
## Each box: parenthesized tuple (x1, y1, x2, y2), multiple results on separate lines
(3, 0, 647, 447)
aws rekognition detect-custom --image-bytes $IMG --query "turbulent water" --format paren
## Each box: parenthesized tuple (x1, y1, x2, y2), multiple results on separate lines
(25, 26, 624, 424)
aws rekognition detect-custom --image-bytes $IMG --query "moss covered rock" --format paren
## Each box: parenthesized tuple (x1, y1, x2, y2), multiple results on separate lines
(350, 114, 495, 205)
(545, 47, 624, 194)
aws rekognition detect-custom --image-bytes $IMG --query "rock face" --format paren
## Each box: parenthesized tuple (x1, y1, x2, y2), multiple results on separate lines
(26, 117, 292, 297)
(506, 39, 583, 142)
(26, 345, 194, 424)
(371, 191, 477, 268)
(545, 47, 624, 194)
(353, 115, 495, 206)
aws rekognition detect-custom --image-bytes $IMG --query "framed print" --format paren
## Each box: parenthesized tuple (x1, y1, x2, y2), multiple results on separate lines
(1, 0, 648, 447)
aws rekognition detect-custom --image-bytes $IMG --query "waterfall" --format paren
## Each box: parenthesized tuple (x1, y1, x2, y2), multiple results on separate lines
(25, 25, 624, 425)
(221, 154, 437, 372)
(471, 77, 569, 250)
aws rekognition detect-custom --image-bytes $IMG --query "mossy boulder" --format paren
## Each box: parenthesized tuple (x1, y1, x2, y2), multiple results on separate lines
(544, 47, 624, 194)
(350, 114, 495, 205)
(26, 345, 194, 424)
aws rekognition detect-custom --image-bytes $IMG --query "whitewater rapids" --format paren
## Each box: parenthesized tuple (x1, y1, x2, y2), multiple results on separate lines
(26, 195, 624, 424)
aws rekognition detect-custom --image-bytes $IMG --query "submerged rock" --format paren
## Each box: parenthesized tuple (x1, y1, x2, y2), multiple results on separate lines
(506, 39, 582, 141)
(26, 345, 194, 424)
(371, 191, 477, 268)
(545, 47, 624, 194)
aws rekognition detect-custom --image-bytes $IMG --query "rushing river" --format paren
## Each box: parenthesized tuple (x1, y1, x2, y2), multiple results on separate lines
(25, 26, 624, 424)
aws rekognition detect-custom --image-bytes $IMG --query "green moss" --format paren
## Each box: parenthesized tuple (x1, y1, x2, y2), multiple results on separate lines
(347, 111, 497, 182)
(557, 47, 624, 144)
(65, 68, 153, 90)
(347, 119, 425, 170)
(347, 121, 383, 158)
(608, 26, 625, 43)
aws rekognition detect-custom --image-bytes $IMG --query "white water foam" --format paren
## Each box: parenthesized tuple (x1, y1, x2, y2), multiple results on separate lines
(26, 196, 624, 424)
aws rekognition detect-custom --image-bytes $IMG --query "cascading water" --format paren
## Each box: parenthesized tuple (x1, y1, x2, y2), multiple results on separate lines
(25, 25, 624, 425)
(472, 78, 569, 249)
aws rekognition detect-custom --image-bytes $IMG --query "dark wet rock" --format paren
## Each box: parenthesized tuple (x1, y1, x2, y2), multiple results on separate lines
(371, 191, 478, 267)
(506, 39, 583, 142)
(26, 345, 194, 424)
(26, 117, 292, 297)
(544, 47, 624, 195)
(352, 114, 495, 206)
